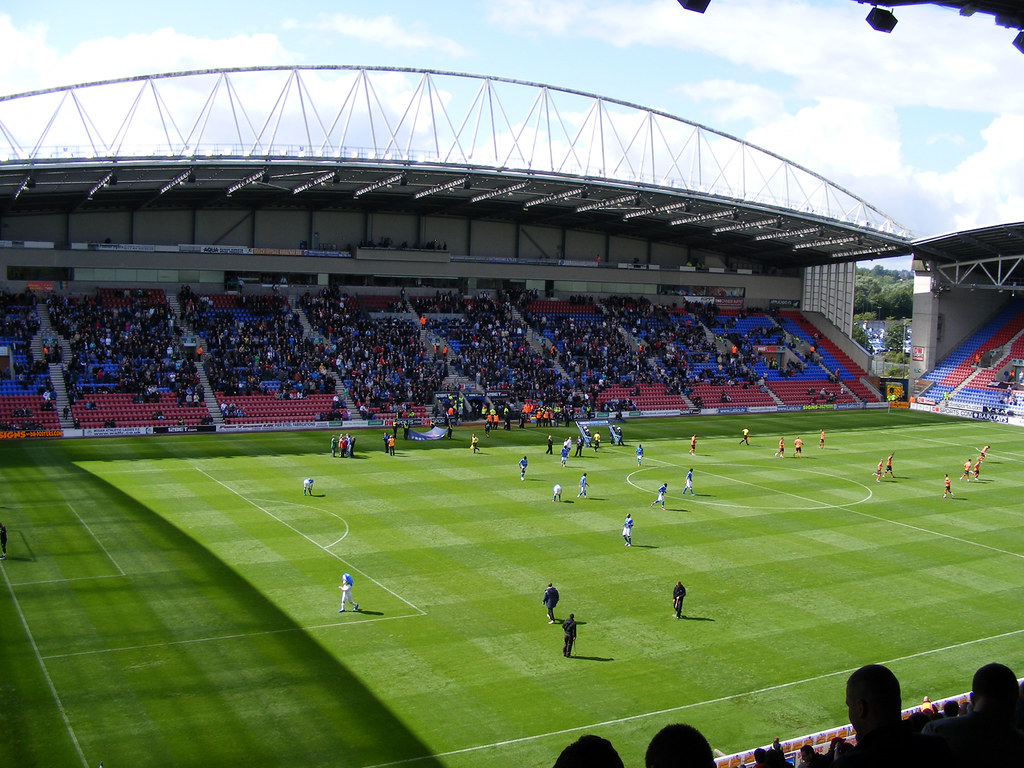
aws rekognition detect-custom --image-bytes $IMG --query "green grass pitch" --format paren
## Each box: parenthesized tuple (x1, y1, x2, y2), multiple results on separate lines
(1, 410, 1022, 767)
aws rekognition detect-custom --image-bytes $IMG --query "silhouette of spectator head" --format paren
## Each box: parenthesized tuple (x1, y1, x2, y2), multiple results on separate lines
(752, 747, 768, 766)
(970, 662, 1019, 720)
(844, 664, 902, 737)
(553, 734, 624, 768)
(644, 723, 715, 768)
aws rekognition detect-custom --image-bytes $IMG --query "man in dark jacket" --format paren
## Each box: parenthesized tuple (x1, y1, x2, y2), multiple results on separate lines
(543, 582, 559, 624)
(922, 662, 1024, 767)
(833, 664, 954, 768)
(673, 581, 686, 619)
(562, 614, 576, 657)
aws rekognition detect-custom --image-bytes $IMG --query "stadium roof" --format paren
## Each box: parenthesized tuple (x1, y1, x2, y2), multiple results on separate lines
(0, 66, 913, 270)
(853, 1, 1024, 30)
(912, 221, 1024, 290)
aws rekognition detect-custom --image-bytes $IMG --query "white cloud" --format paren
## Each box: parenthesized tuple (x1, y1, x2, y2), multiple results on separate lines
(675, 80, 787, 128)
(0, 16, 295, 96)
(284, 14, 469, 58)
(485, 0, 1024, 113)
(746, 98, 903, 179)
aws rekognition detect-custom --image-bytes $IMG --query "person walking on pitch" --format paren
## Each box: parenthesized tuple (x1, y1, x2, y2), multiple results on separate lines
(543, 582, 560, 624)
(338, 573, 359, 612)
(673, 581, 686, 619)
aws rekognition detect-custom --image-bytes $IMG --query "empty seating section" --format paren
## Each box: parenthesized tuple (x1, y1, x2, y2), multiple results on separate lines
(920, 299, 1024, 389)
(359, 294, 406, 313)
(299, 288, 444, 418)
(945, 331, 1024, 409)
(768, 380, 856, 406)
(777, 310, 879, 402)
(597, 383, 689, 410)
(70, 392, 208, 429)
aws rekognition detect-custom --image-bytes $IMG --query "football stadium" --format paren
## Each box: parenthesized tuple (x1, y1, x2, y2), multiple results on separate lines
(1, 37, 1023, 768)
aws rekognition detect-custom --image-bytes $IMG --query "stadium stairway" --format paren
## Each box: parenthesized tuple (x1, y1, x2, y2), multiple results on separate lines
(288, 294, 356, 415)
(512, 304, 573, 385)
(195, 361, 223, 425)
(33, 301, 75, 429)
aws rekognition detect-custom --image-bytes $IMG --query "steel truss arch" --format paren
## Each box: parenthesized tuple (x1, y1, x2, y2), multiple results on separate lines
(0, 65, 909, 238)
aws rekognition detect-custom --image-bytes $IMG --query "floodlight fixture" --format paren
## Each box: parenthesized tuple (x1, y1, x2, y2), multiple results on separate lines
(712, 217, 780, 234)
(523, 187, 585, 209)
(292, 171, 336, 195)
(575, 192, 637, 213)
(469, 181, 529, 203)
(1014, 30, 1024, 54)
(792, 236, 858, 250)
(866, 6, 898, 33)
(353, 172, 406, 197)
(624, 200, 692, 220)
(159, 170, 193, 196)
(87, 171, 114, 199)
(677, 0, 711, 13)
(669, 208, 736, 226)
(413, 176, 470, 199)
(227, 169, 268, 196)
(753, 226, 820, 241)
(832, 244, 899, 259)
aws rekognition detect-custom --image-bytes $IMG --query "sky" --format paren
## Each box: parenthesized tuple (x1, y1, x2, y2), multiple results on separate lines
(2, 0, 1023, 271)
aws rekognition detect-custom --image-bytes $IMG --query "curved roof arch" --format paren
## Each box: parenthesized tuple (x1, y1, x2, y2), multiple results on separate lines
(0, 66, 913, 269)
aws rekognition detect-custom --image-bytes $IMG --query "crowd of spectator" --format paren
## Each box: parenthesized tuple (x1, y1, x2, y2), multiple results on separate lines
(551, 661, 1023, 768)
(48, 289, 200, 405)
(301, 287, 443, 416)
(182, 289, 333, 400)
(5, 286, 883, 427)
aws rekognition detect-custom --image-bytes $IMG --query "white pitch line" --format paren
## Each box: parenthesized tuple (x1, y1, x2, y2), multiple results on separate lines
(626, 463, 874, 511)
(192, 466, 424, 614)
(67, 502, 125, 576)
(630, 458, 1023, 559)
(41, 612, 422, 661)
(14, 573, 125, 588)
(1, 564, 90, 768)
(250, 497, 350, 547)
(360, 626, 1024, 768)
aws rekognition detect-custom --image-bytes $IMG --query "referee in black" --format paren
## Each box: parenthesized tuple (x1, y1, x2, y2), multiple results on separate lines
(1, 521, 7, 560)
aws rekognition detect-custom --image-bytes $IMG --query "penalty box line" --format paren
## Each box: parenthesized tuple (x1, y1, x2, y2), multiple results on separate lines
(192, 465, 426, 615)
(361, 626, 1024, 768)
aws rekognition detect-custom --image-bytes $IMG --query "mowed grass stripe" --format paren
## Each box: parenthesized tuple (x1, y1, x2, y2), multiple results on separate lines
(1, 411, 1022, 768)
